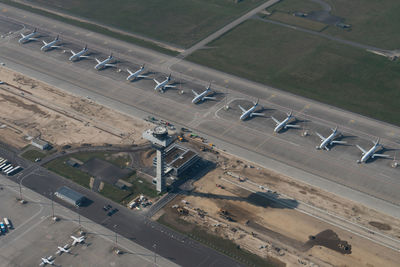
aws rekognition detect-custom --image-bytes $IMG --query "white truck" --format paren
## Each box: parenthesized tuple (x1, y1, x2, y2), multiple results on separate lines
(3, 218, 11, 229)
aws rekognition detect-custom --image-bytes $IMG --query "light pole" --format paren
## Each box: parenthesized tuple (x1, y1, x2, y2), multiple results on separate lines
(153, 243, 157, 266)
(113, 224, 118, 247)
(77, 206, 81, 230)
(51, 192, 55, 218)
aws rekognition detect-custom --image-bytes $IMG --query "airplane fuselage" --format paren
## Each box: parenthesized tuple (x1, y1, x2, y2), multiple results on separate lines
(18, 32, 37, 43)
(240, 105, 257, 121)
(192, 89, 211, 104)
(360, 145, 379, 163)
(319, 131, 338, 149)
(69, 49, 88, 61)
(41, 39, 59, 51)
(95, 57, 113, 70)
(274, 116, 292, 133)
(155, 78, 170, 90)
(127, 67, 144, 81)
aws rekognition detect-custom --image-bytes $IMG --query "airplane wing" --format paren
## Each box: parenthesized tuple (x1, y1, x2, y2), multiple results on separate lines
(192, 90, 199, 96)
(251, 112, 265, 116)
(203, 96, 216, 100)
(42, 41, 48, 45)
(331, 140, 347, 144)
(20, 33, 26, 38)
(39, 262, 45, 266)
(356, 145, 367, 154)
(372, 153, 391, 158)
(238, 105, 246, 113)
(70, 50, 76, 56)
(315, 132, 325, 141)
(95, 58, 101, 64)
(285, 124, 301, 128)
(127, 69, 133, 75)
(164, 85, 176, 88)
(153, 79, 160, 85)
(271, 116, 280, 125)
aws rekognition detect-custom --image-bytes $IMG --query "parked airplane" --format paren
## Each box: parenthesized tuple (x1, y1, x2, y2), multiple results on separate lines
(71, 235, 85, 246)
(39, 256, 54, 266)
(239, 99, 264, 121)
(271, 111, 300, 133)
(153, 74, 175, 92)
(40, 35, 61, 51)
(18, 28, 38, 44)
(69, 45, 89, 61)
(192, 83, 216, 104)
(316, 126, 346, 150)
(94, 53, 116, 70)
(56, 244, 71, 255)
(126, 64, 147, 81)
(356, 138, 390, 163)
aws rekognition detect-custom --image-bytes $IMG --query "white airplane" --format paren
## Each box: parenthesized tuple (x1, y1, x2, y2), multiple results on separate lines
(239, 99, 264, 121)
(71, 235, 85, 246)
(356, 138, 390, 163)
(39, 256, 54, 266)
(153, 74, 175, 92)
(94, 53, 116, 70)
(316, 126, 346, 150)
(192, 83, 216, 104)
(19, 28, 38, 44)
(56, 244, 71, 255)
(126, 64, 147, 81)
(271, 111, 300, 133)
(40, 35, 61, 51)
(69, 45, 89, 61)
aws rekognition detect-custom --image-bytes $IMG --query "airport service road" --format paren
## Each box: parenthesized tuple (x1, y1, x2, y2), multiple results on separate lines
(0, 6, 399, 215)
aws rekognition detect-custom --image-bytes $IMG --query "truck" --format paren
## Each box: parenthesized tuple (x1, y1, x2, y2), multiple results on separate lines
(3, 166, 13, 173)
(3, 218, 11, 229)
(0, 222, 6, 233)
(1, 164, 11, 171)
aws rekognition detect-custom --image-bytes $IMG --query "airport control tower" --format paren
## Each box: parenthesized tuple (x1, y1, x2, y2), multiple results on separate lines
(142, 126, 173, 192)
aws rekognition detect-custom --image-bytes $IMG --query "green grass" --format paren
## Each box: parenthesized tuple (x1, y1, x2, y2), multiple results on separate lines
(99, 182, 132, 203)
(6, 0, 267, 48)
(267, 0, 324, 13)
(21, 149, 47, 162)
(69, 151, 131, 169)
(44, 157, 91, 188)
(188, 19, 400, 126)
(268, 0, 400, 50)
(0, 0, 177, 55)
(158, 213, 281, 267)
(268, 11, 328, 31)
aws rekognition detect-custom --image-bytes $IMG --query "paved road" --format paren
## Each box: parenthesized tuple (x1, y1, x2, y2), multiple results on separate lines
(0, 144, 243, 267)
(178, 0, 282, 58)
(0, 3, 399, 219)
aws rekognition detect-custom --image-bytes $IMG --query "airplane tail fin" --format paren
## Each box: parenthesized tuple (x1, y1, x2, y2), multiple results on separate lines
(287, 110, 293, 117)
(33, 28, 37, 33)
(254, 99, 259, 106)
(374, 137, 380, 145)
(332, 125, 338, 132)
(109, 52, 113, 58)
(207, 82, 211, 90)
(84, 44, 87, 50)
(167, 73, 171, 80)
(55, 34, 59, 40)
(141, 63, 145, 68)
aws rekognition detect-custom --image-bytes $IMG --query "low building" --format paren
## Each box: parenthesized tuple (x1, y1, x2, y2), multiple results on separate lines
(31, 138, 50, 150)
(154, 145, 199, 176)
(55, 186, 85, 207)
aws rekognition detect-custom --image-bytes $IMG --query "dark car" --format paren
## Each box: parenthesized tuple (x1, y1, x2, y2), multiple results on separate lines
(103, 204, 112, 211)
(107, 208, 119, 216)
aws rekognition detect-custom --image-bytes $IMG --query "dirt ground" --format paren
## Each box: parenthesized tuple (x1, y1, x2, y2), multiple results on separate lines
(156, 144, 400, 267)
(0, 67, 151, 149)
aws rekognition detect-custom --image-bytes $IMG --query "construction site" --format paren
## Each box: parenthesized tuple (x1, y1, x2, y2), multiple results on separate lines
(1, 67, 400, 266)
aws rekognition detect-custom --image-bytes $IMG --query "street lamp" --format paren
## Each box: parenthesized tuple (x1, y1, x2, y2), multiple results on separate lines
(113, 224, 118, 247)
(153, 243, 157, 266)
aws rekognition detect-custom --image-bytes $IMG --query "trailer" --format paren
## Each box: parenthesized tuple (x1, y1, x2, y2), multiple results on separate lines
(6, 166, 21, 175)
(1, 164, 11, 171)
(3, 166, 13, 173)
(6, 166, 22, 175)
(3, 218, 11, 229)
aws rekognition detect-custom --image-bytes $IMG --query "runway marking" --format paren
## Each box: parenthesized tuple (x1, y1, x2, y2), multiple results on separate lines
(254, 138, 270, 152)
(388, 131, 395, 136)
(349, 119, 355, 124)
(268, 94, 276, 99)
(298, 104, 310, 114)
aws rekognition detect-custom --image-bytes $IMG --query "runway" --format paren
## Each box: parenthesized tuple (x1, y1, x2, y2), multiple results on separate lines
(0, 2, 399, 221)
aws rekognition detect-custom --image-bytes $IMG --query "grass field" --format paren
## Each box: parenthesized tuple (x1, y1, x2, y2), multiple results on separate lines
(99, 182, 132, 203)
(11, 0, 266, 48)
(70, 151, 131, 169)
(267, 12, 327, 31)
(157, 212, 281, 267)
(268, 0, 400, 50)
(44, 157, 91, 188)
(188, 19, 400, 126)
(21, 149, 47, 162)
